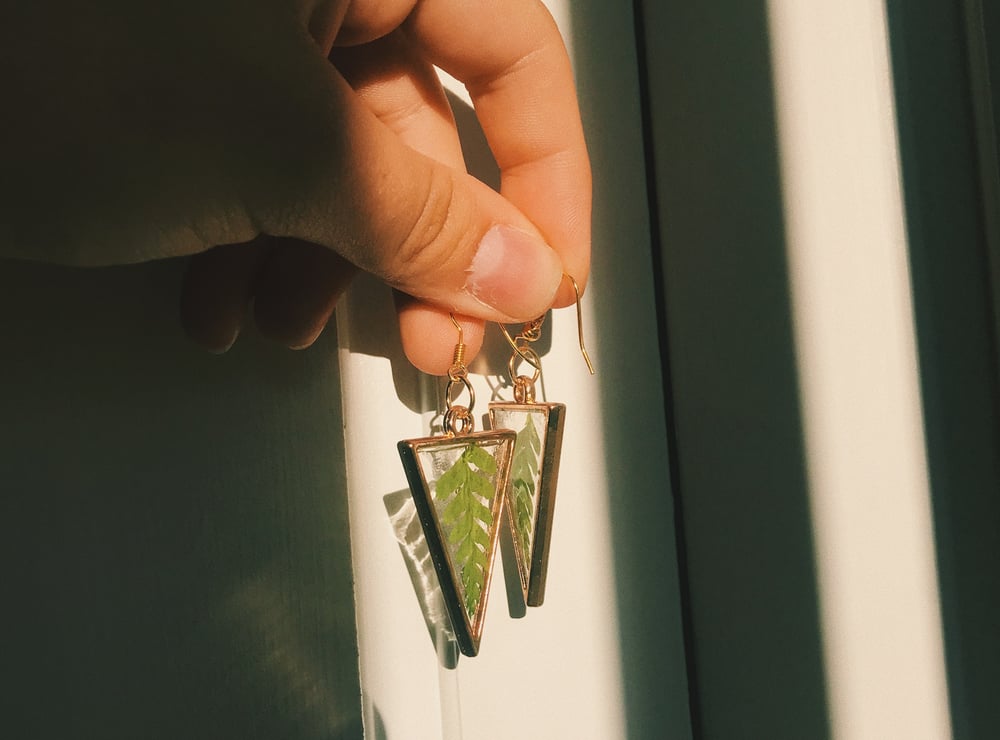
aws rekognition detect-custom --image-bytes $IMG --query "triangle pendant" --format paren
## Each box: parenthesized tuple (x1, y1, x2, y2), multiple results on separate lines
(488, 402, 566, 606)
(397, 429, 516, 656)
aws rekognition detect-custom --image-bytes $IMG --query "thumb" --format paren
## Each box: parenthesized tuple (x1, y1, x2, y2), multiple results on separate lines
(250, 53, 563, 324)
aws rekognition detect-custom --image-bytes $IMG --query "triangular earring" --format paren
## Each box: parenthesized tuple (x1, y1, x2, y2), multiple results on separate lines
(398, 315, 515, 657)
(489, 276, 594, 607)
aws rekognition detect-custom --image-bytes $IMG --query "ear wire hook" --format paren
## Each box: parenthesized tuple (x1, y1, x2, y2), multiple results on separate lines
(449, 312, 463, 340)
(497, 275, 595, 375)
(566, 275, 595, 375)
(498, 321, 543, 372)
(449, 312, 466, 372)
(445, 313, 475, 434)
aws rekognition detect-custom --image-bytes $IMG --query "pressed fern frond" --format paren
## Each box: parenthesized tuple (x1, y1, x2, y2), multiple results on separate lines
(509, 414, 542, 557)
(434, 444, 498, 616)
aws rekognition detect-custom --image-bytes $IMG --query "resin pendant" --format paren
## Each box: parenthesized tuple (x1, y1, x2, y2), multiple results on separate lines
(398, 429, 516, 656)
(488, 402, 565, 606)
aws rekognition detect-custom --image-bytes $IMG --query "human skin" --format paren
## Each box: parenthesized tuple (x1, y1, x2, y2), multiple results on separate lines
(0, 0, 590, 373)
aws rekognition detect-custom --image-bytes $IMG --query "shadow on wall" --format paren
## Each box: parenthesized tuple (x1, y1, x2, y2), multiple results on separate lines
(571, 2, 831, 738)
(383, 488, 461, 669)
(888, 0, 1000, 735)
(0, 260, 362, 739)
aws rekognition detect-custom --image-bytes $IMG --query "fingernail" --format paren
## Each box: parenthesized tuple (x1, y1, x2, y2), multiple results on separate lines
(465, 225, 561, 320)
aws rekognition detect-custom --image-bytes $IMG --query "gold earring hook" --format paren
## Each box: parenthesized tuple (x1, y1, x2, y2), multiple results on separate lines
(445, 313, 475, 434)
(449, 313, 467, 375)
(566, 275, 595, 375)
(498, 321, 543, 371)
(497, 276, 594, 376)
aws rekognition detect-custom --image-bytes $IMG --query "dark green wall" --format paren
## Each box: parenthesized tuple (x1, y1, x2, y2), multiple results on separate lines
(634, 3, 830, 738)
(888, 1, 1000, 737)
(0, 260, 361, 739)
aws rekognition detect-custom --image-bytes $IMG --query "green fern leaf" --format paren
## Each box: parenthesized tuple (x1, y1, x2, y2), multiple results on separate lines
(434, 444, 498, 616)
(465, 443, 498, 475)
(509, 415, 542, 556)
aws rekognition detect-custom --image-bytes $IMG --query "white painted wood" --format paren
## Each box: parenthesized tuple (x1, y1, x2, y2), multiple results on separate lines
(338, 276, 632, 740)
(766, 2, 952, 737)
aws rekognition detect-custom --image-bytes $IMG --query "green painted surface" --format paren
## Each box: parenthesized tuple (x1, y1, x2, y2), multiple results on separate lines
(0, 259, 361, 739)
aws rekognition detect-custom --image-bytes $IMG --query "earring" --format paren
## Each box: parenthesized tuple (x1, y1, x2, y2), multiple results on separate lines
(397, 315, 516, 657)
(489, 276, 594, 607)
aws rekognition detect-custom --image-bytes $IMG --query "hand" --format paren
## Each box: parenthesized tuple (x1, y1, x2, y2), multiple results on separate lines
(0, 0, 590, 373)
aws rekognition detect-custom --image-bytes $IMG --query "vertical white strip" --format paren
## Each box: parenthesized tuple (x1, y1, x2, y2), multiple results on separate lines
(337, 278, 456, 740)
(766, 2, 952, 738)
(454, 304, 627, 740)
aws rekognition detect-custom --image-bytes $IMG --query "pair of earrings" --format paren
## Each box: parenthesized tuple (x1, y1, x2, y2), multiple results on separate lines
(397, 283, 593, 657)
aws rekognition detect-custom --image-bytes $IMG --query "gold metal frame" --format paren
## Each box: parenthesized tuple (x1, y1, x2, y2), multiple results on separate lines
(397, 429, 516, 657)
(488, 402, 566, 606)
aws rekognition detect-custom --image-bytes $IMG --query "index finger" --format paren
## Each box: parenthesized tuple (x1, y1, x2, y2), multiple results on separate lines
(404, 0, 591, 307)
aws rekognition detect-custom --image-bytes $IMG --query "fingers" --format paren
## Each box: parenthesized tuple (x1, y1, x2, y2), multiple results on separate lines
(404, 0, 591, 307)
(181, 236, 355, 352)
(335, 0, 414, 46)
(395, 295, 485, 376)
(330, 30, 462, 165)
(251, 35, 564, 327)
(252, 238, 357, 349)
(332, 30, 487, 373)
(184, 3, 590, 366)
(180, 238, 271, 353)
